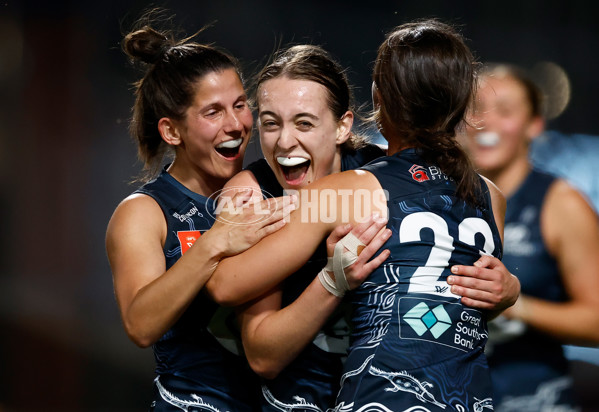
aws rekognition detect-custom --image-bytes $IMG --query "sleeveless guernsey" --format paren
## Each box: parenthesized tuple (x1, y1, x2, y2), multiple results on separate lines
(244, 144, 385, 411)
(486, 169, 577, 412)
(335, 149, 502, 412)
(135, 169, 260, 411)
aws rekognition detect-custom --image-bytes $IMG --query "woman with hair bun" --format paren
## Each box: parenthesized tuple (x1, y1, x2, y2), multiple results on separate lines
(107, 12, 389, 411)
(106, 16, 293, 411)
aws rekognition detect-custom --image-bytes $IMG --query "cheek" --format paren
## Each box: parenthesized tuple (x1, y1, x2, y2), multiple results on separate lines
(494, 119, 531, 155)
(310, 134, 338, 172)
(188, 123, 219, 149)
(240, 110, 254, 131)
(501, 121, 526, 139)
(314, 125, 338, 148)
(259, 131, 277, 156)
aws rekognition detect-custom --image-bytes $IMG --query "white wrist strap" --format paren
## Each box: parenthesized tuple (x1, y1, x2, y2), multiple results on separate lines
(318, 268, 345, 297)
(319, 232, 365, 297)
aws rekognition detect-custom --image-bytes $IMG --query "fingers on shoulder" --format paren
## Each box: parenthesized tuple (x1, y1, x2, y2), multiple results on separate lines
(330, 224, 353, 240)
(256, 218, 287, 239)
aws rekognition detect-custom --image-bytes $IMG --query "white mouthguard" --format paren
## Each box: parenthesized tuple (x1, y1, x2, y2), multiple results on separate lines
(277, 156, 308, 167)
(216, 138, 242, 149)
(475, 132, 500, 147)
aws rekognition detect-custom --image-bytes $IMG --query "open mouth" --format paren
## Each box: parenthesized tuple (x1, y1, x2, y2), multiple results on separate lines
(277, 156, 310, 186)
(475, 132, 500, 147)
(215, 138, 243, 159)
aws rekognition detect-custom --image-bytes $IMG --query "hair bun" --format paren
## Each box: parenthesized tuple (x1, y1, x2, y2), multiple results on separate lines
(122, 26, 172, 64)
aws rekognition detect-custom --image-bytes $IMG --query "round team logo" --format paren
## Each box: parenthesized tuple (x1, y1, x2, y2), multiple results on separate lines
(206, 186, 280, 226)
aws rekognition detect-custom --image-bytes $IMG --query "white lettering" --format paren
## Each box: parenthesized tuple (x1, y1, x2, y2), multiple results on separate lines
(460, 311, 481, 327)
(319, 189, 337, 224)
(337, 189, 352, 223)
(251, 199, 270, 215)
(214, 197, 237, 216)
(301, 189, 320, 223)
(173, 206, 201, 222)
(454, 333, 474, 349)
(353, 189, 371, 223)
(294, 188, 389, 224)
(373, 189, 389, 217)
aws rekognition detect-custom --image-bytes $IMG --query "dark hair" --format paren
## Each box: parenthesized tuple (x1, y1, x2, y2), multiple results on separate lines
(373, 19, 481, 206)
(256, 44, 368, 150)
(122, 16, 242, 179)
(480, 63, 544, 117)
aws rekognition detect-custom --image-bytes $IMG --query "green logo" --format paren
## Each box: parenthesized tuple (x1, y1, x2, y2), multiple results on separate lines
(404, 302, 452, 338)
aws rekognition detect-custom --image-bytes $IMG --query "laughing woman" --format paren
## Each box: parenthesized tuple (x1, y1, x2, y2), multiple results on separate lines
(105, 20, 291, 411)
(225, 45, 392, 411)
(207, 19, 510, 411)
(207, 40, 519, 411)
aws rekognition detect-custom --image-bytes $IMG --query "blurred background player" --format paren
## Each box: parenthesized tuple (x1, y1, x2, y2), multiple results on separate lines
(465, 63, 599, 411)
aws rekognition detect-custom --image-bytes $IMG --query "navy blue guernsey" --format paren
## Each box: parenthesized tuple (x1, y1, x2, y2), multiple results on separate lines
(244, 144, 385, 411)
(335, 149, 503, 412)
(134, 169, 260, 411)
(486, 169, 576, 411)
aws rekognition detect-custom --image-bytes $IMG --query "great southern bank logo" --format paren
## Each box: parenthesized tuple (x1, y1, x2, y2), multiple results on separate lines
(404, 302, 452, 339)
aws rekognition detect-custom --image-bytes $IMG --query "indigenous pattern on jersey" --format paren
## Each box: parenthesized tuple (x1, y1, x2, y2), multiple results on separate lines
(486, 169, 578, 412)
(244, 144, 385, 411)
(136, 169, 260, 412)
(334, 149, 502, 412)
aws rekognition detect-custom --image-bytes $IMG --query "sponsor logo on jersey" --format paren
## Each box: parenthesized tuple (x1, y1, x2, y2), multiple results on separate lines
(177, 230, 201, 255)
(409, 164, 454, 183)
(404, 301, 452, 338)
(409, 164, 430, 182)
(172, 204, 203, 222)
(400, 297, 487, 351)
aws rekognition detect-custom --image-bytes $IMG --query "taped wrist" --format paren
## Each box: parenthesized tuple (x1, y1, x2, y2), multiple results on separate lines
(319, 232, 365, 297)
(318, 268, 345, 297)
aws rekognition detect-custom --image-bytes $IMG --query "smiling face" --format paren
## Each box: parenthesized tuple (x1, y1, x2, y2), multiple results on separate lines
(169, 68, 253, 192)
(465, 73, 541, 176)
(257, 77, 350, 190)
